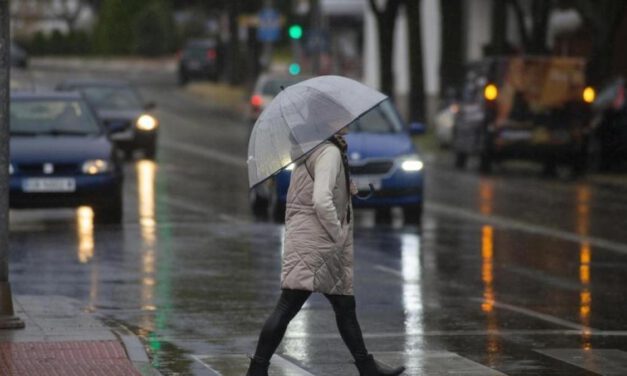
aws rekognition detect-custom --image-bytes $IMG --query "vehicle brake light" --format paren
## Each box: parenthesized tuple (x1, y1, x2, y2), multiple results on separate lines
(582, 86, 595, 104)
(251, 95, 263, 108)
(207, 49, 217, 60)
(484, 84, 498, 101)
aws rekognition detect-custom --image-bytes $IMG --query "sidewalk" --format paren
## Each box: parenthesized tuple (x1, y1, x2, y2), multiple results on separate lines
(0, 295, 159, 376)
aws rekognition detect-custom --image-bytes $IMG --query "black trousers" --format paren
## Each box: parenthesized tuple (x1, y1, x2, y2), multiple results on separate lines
(253, 289, 369, 362)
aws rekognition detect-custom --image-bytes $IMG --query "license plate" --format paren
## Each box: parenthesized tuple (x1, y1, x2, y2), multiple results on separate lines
(188, 60, 201, 69)
(22, 178, 76, 193)
(353, 177, 381, 191)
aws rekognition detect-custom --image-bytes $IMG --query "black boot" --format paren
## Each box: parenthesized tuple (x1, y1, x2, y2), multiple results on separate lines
(246, 356, 270, 376)
(355, 354, 405, 376)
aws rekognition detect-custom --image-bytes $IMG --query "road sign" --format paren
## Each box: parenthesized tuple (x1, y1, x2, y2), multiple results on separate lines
(257, 8, 281, 42)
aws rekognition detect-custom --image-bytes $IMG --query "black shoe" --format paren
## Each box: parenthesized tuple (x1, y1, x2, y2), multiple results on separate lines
(246, 356, 270, 376)
(355, 354, 405, 376)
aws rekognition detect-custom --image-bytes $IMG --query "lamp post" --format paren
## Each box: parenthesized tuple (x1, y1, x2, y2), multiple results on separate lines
(0, 0, 24, 330)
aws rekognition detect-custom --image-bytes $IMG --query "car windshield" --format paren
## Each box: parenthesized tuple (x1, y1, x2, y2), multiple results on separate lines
(185, 44, 214, 58)
(261, 78, 303, 96)
(10, 99, 101, 135)
(348, 99, 404, 133)
(81, 86, 143, 110)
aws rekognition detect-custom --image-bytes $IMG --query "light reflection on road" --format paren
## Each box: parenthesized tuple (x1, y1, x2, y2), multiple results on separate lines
(76, 206, 94, 264)
(401, 232, 422, 370)
(137, 160, 157, 328)
(576, 184, 592, 350)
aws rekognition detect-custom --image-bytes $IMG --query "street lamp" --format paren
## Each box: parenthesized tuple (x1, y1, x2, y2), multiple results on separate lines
(0, 0, 25, 329)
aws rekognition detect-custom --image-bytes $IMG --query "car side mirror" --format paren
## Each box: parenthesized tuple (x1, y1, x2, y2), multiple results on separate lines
(408, 122, 426, 135)
(144, 101, 156, 110)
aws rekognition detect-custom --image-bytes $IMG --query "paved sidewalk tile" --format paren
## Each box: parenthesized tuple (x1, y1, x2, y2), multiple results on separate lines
(0, 340, 142, 376)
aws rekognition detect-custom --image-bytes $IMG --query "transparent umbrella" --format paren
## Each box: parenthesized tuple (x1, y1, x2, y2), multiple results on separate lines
(247, 75, 387, 189)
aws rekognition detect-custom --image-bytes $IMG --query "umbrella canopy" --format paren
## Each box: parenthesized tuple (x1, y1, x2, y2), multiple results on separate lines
(247, 75, 387, 189)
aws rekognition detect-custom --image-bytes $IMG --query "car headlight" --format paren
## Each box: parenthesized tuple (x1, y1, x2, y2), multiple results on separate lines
(82, 159, 111, 175)
(136, 114, 158, 131)
(9, 163, 14, 175)
(400, 155, 424, 172)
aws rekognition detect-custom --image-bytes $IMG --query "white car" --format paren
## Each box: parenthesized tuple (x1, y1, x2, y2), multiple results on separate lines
(248, 73, 313, 124)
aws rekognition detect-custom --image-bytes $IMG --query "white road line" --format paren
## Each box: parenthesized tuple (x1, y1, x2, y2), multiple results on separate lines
(190, 354, 222, 375)
(273, 355, 317, 376)
(427, 202, 627, 256)
(535, 349, 627, 375)
(469, 297, 593, 331)
(373, 351, 507, 376)
(191, 354, 315, 376)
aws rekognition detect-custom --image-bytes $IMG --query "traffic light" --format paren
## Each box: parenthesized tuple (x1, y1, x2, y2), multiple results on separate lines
(288, 24, 303, 40)
(289, 63, 301, 76)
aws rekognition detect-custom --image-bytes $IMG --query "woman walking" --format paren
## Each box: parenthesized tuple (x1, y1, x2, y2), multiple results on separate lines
(246, 130, 405, 376)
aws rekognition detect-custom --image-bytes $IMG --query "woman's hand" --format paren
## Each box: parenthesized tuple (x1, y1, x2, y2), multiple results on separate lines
(350, 180, 359, 196)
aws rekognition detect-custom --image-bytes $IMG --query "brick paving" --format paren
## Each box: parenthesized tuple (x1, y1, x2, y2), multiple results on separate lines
(0, 340, 142, 376)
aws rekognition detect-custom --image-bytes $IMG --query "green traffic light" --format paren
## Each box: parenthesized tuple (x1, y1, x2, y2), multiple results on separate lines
(289, 63, 301, 75)
(288, 24, 303, 39)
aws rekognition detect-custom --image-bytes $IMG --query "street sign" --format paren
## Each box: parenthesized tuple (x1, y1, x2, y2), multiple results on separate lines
(257, 8, 281, 42)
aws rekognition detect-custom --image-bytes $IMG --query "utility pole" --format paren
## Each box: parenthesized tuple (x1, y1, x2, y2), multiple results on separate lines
(0, 0, 24, 330)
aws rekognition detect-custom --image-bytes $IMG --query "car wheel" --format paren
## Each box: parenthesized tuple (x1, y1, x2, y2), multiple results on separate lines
(403, 202, 423, 225)
(94, 193, 123, 224)
(268, 184, 286, 223)
(454, 152, 467, 169)
(178, 71, 188, 86)
(144, 142, 157, 160)
(374, 207, 392, 224)
(249, 189, 269, 218)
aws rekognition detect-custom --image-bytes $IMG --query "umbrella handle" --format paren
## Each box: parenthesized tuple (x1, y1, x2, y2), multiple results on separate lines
(354, 183, 375, 200)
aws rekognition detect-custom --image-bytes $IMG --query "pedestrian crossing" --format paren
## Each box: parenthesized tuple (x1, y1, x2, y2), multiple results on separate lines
(192, 349, 627, 375)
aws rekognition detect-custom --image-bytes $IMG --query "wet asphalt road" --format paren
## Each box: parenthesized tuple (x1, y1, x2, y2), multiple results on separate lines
(8, 66, 627, 375)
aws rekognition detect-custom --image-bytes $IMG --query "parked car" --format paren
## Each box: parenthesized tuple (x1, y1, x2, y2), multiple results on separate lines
(588, 77, 627, 171)
(248, 73, 313, 124)
(9, 92, 124, 223)
(452, 57, 594, 175)
(56, 80, 159, 159)
(10, 42, 28, 68)
(250, 99, 426, 224)
(177, 39, 222, 85)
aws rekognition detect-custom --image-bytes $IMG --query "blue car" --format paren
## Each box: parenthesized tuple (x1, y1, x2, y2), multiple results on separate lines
(250, 99, 425, 224)
(9, 92, 124, 223)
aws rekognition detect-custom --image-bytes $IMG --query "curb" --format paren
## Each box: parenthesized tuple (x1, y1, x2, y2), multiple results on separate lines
(110, 323, 164, 376)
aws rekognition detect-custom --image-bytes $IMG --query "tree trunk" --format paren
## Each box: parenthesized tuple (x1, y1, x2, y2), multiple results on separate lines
(486, 0, 508, 55)
(227, 0, 241, 85)
(406, 0, 424, 122)
(439, 0, 465, 96)
(529, 0, 551, 54)
(368, 0, 402, 98)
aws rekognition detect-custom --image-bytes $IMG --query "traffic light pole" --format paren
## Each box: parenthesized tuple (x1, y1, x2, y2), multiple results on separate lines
(0, 0, 24, 330)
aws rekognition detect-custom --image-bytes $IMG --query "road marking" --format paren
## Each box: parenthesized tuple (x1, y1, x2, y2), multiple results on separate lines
(535, 349, 627, 375)
(469, 297, 593, 331)
(426, 202, 627, 256)
(372, 350, 507, 375)
(191, 354, 315, 376)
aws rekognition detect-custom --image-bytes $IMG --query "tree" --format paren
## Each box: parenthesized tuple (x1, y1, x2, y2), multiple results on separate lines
(439, 0, 465, 96)
(565, 0, 627, 85)
(368, 0, 403, 98)
(92, 0, 151, 54)
(133, 1, 176, 56)
(405, 0, 425, 122)
(509, 0, 552, 54)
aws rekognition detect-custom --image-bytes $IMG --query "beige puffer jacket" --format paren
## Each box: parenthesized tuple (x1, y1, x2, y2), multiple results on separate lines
(281, 142, 354, 295)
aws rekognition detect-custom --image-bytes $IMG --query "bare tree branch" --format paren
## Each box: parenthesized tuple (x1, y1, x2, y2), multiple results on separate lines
(368, 0, 383, 17)
(509, 0, 530, 51)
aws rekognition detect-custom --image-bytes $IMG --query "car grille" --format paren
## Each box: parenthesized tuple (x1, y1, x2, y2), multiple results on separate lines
(349, 160, 394, 175)
(17, 163, 80, 175)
